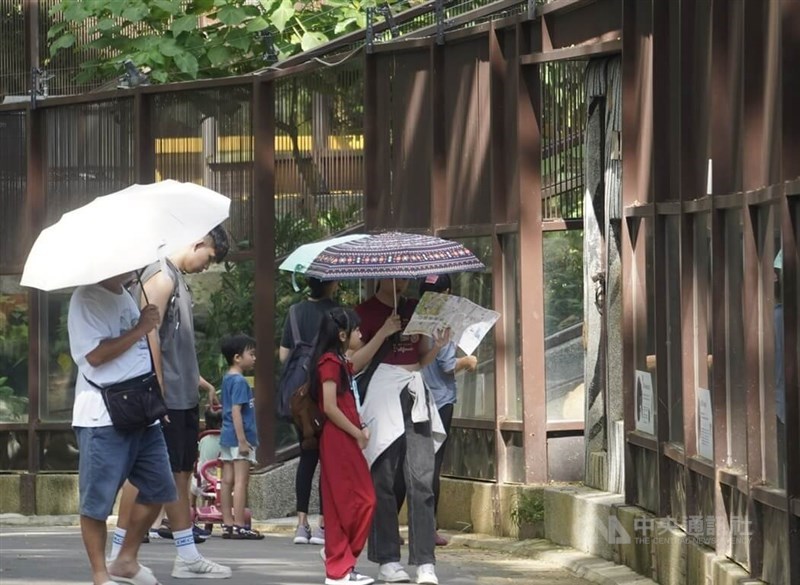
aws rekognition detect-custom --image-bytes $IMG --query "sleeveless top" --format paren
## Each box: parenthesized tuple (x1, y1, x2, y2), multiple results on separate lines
(134, 260, 200, 410)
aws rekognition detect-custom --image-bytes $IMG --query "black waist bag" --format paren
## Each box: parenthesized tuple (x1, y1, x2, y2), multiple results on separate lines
(87, 373, 167, 432)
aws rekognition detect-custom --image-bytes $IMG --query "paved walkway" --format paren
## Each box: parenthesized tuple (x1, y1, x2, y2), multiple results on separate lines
(0, 524, 595, 585)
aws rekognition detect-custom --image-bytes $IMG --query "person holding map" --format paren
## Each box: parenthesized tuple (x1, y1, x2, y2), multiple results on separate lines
(418, 274, 478, 546)
(355, 278, 448, 585)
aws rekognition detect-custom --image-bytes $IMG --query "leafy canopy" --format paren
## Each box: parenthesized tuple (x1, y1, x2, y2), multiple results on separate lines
(48, 0, 404, 83)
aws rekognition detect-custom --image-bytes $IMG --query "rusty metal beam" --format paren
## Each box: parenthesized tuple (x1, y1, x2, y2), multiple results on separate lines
(742, 0, 768, 191)
(24, 103, 44, 473)
(430, 42, 446, 230)
(489, 23, 510, 482)
(515, 25, 547, 484)
(741, 0, 769, 574)
(782, 1, 800, 581)
(742, 200, 764, 575)
(620, 0, 652, 506)
(24, 0, 39, 75)
(651, 0, 672, 519)
(364, 52, 379, 229)
(252, 79, 276, 466)
(784, 0, 800, 181)
(133, 93, 155, 184)
(519, 39, 621, 64)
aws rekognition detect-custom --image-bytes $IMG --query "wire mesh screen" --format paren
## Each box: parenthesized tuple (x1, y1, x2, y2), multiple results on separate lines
(38, 0, 112, 96)
(371, 0, 527, 45)
(0, 0, 111, 99)
(0, 111, 27, 271)
(44, 99, 135, 227)
(0, 1, 26, 98)
(273, 63, 364, 227)
(151, 87, 253, 247)
(541, 60, 586, 221)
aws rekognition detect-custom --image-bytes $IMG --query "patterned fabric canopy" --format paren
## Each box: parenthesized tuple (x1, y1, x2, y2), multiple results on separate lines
(303, 232, 485, 280)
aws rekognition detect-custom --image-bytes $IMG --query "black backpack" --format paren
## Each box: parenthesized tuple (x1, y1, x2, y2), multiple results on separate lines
(277, 305, 316, 421)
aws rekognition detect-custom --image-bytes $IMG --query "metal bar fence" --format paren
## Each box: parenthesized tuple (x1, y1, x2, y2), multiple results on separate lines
(541, 59, 586, 221)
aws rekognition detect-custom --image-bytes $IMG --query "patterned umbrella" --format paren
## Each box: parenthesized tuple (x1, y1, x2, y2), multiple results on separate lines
(303, 232, 485, 280)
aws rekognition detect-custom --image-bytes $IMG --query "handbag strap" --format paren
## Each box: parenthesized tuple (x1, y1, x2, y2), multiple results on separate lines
(84, 289, 158, 391)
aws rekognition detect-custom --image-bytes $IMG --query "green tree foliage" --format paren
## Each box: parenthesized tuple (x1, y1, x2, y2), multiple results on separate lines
(543, 230, 583, 336)
(47, 0, 404, 83)
(0, 293, 29, 421)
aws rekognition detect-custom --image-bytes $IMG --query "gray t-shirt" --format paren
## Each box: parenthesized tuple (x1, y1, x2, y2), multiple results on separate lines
(134, 260, 200, 410)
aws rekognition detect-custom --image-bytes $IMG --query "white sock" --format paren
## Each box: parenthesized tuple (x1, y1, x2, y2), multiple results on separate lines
(174, 528, 201, 562)
(109, 527, 126, 561)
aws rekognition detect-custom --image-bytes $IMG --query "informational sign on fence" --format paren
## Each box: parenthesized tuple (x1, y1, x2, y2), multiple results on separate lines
(696, 387, 714, 460)
(404, 292, 500, 356)
(635, 370, 655, 435)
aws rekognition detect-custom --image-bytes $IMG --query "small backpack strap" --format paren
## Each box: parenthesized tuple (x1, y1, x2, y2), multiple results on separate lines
(289, 304, 302, 346)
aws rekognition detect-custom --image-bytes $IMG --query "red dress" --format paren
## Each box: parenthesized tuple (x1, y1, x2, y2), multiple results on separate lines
(317, 352, 376, 579)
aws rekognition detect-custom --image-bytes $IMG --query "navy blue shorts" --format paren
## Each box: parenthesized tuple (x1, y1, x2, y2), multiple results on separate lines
(75, 424, 177, 521)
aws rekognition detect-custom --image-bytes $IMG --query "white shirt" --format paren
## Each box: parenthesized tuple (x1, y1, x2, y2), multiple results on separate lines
(360, 364, 446, 467)
(68, 284, 151, 427)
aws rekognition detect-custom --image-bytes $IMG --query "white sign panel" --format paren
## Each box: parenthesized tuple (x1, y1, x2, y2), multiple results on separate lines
(635, 370, 655, 435)
(696, 387, 714, 460)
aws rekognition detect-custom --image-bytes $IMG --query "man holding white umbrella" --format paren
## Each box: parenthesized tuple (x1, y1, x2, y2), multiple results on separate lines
(68, 271, 176, 585)
(21, 181, 232, 585)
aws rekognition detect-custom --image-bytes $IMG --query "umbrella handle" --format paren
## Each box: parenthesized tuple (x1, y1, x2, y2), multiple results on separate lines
(136, 269, 151, 305)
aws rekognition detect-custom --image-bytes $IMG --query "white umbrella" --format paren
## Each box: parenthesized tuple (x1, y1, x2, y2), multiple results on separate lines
(21, 180, 230, 291)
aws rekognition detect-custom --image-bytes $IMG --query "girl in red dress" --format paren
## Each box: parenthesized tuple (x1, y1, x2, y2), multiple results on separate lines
(309, 307, 376, 585)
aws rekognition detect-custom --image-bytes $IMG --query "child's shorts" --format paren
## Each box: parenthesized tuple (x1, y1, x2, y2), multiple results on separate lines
(219, 445, 257, 463)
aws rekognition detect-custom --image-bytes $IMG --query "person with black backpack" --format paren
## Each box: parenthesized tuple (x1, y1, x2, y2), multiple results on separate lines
(279, 276, 403, 547)
(279, 277, 339, 546)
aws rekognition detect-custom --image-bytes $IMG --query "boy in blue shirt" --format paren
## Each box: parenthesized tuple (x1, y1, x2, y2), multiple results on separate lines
(219, 334, 264, 540)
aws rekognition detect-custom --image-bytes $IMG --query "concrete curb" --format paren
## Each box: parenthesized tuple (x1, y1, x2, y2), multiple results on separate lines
(448, 534, 657, 585)
(0, 513, 81, 526)
(0, 514, 296, 533)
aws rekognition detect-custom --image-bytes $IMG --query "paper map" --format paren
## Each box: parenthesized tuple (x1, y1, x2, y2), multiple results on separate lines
(403, 292, 500, 355)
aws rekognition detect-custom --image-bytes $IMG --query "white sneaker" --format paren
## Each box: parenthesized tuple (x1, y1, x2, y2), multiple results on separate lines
(377, 562, 410, 583)
(171, 556, 232, 579)
(310, 525, 326, 545)
(294, 524, 311, 544)
(325, 570, 375, 584)
(415, 564, 438, 585)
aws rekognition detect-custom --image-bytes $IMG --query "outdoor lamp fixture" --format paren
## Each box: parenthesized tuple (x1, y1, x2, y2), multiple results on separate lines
(30, 67, 54, 108)
(261, 31, 279, 64)
(118, 59, 150, 89)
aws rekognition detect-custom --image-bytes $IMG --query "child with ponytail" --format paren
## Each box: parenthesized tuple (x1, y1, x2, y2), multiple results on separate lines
(309, 307, 376, 585)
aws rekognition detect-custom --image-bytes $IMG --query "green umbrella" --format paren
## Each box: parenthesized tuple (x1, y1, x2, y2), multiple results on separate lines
(280, 234, 369, 291)
(279, 234, 369, 274)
